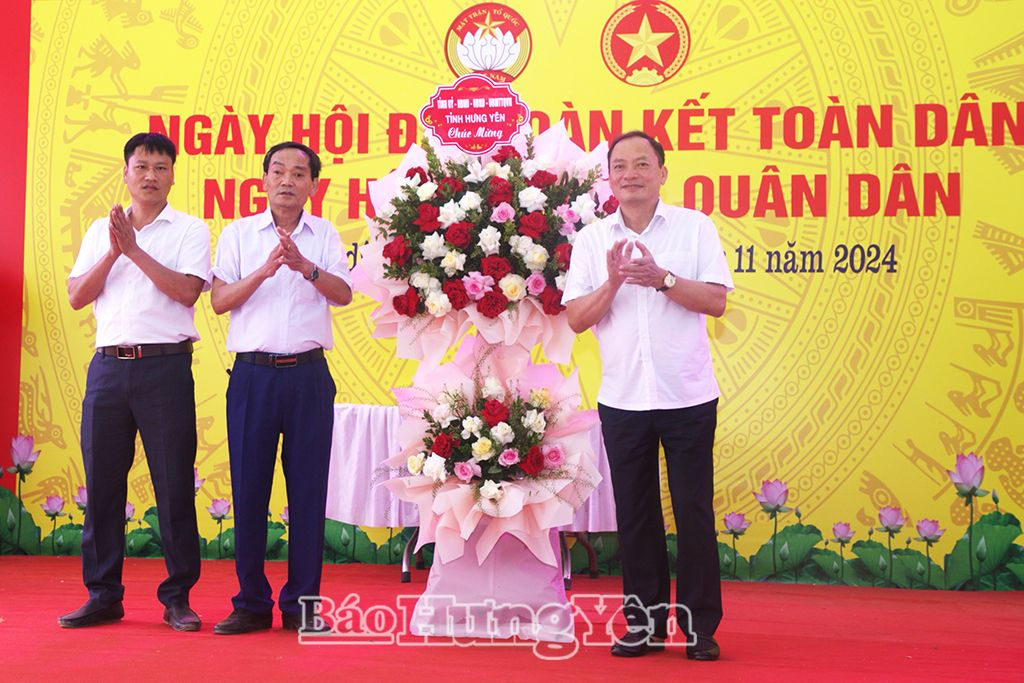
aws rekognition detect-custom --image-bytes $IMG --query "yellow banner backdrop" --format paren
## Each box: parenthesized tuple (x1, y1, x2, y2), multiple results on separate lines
(20, 0, 1023, 567)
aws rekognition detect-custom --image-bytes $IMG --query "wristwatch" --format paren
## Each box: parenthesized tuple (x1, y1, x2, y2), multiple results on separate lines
(305, 264, 320, 282)
(656, 270, 676, 292)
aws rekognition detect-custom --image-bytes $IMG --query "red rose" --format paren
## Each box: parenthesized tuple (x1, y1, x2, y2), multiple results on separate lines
(405, 167, 428, 185)
(444, 221, 473, 249)
(554, 242, 572, 271)
(431, 432, 458, 458)
(480, 255, 512, 282)
(518, 211, 548, 240)
(392, 287, 421, 317)
(413, 203, 441, 233)
(528, 170, 558, 189)
(493, 145, 521, 164)
(488, 177, 513, 205)
(442, 279, 470, 311)
(540, 286, 565, 316)
(438, 176, 465, 197)
(520, 445, 545, 476)
(480, 399, 510, 427)
(478, 290, 509, 318)
(602, 196, 620, 214)
(382, 234, 411, 266)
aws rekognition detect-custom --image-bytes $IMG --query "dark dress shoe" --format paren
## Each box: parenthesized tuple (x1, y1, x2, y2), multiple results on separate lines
(213, 609, 273, 635)
(281, 612, 332, 633)
(686, 633, 720, 661)
(58, 600, 124, 628)
(163, 603, 201, 632)
(610, 630, 666, 657)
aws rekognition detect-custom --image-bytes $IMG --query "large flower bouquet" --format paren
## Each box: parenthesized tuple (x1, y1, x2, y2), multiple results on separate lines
(383, 335, 601, 566)
(353, 122, 615, 364)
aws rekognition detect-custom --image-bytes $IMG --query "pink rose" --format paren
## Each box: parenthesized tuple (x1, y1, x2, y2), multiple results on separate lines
(207, 498, 231, 521)
(877, 505, 906, 533)
(947, 452, 986, 498)
(462, 271, 495, 301)
(542, 444, 566, 468)
(498, 449, 520, 467)
(753, 479, 790, 513)
(915, 518, 944, 543)
(454, 460, 482, 483)
(832, 521, 854, 543)
(41, 495, 65, 517)
(722, 511, 750, 535)
(525, 272, 547, 297)
(490, 202, 515, 223)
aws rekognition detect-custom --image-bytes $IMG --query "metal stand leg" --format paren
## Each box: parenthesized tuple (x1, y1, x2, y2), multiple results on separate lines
(560, 531, 572, 591)
(401, 527, 419, 583)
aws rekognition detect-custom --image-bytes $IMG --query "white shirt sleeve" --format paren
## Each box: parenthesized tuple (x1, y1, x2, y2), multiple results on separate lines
(561, 231, 600, 304)
(322, 222, 353, 299)
(68, 219, 107, 279)
(211, 222, 241, 284)
(177, 218, 213, 291)
(696, 215, 735, 291)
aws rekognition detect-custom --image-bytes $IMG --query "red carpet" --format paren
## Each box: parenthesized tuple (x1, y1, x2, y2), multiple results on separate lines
(0, 557, 1019, 681)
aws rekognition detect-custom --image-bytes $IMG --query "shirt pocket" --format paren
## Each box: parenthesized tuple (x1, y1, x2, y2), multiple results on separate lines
(658, 250, 694, 281)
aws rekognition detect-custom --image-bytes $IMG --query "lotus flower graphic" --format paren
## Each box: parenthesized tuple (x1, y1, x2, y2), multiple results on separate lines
(456, 28, 520, 72)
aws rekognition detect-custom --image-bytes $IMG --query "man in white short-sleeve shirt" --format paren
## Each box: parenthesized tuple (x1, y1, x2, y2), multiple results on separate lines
(60, 132, 211, 632)
(210, 142, 352, 635)
(563, 131, 734, 661)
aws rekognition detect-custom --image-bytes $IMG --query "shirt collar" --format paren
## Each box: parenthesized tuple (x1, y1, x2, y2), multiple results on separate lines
(610, 199, 668, 236)
(125, 203, 176, 226)
(257, 207, 313, 235)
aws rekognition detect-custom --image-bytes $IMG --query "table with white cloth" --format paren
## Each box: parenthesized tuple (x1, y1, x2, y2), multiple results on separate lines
(325, 403, 617, 581)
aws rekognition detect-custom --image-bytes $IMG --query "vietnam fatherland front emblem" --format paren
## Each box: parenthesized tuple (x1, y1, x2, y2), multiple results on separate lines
(601, 0, 691, 87)
(445, 3, 532, 83)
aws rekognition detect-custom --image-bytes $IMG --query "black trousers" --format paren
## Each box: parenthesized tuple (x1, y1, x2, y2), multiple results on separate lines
(599, 399, 722, 636)
(80, 352, 201, 606)
(226, 357, 335, 616)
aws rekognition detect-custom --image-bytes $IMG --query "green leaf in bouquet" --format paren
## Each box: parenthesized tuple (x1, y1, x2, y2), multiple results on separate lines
(850, 539, 910, 587)
(750, 523, 823, 580)
(944, 516, 1022, 589)
(717, 540, 750, 580)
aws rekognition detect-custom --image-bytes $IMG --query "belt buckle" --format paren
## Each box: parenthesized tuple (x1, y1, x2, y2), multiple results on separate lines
(272, 354, 297, 368)
(116, 346, 138, 360)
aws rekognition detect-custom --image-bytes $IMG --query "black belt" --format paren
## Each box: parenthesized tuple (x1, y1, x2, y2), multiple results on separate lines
(236, 348, 324, 368)
(98, 341, 193, 360)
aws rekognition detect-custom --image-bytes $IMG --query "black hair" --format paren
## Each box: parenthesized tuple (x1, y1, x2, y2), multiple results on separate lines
(123, 132, 177, 165)
(607, 130, 665, 167)
(263, 141, 322, 180)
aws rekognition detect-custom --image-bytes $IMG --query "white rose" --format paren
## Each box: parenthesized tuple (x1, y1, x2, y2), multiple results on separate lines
(377, 201, 396, 220)
(422, 454, 449, 482)
(431, 404, 455, 427)
(479, 479, 504, 501)
(464, 160, 493, 183)
(518, 186, 547, 212)
(555, 273, 567, 290)
(472, 437, 495, 460)
(477, 225, 503, 256)
(522, 155, 554, 179)
(427, 277, 442, 292)
(522, 408, 547, 434)
(580, 208, 598, 225)
(410, 271, 432, 291)
(458, 191, 483, 212)
(484, 161, 510, 180)
(461, 416, 483, 439)
(481, 376, 506, 401)
(440, 250, 468, 277)
(400, 175, 419, 189)
(438, 199, 466, 228)
(512, 235, 533, 256)
(489, 421, 514, 445)
(570, 193, 596, 215)
(407, 452, 426, 475)
(425, 291, 452, 318)
(569, 158, 598, 182)
(524, 245, 548, 272)
(417, 181, 438, 201)
(421, 233, 447, 260)
(448, 150, 469, 165)
(499, 274, 527, 302)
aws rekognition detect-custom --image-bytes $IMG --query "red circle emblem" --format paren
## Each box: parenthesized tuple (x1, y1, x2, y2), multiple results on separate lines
(445, 3, 532, 83)
(601, 1, 691, 86)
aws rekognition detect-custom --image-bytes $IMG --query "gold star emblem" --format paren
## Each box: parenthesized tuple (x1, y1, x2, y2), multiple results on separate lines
(474, 11, 506, 39)
(616, 13, 673, 68)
